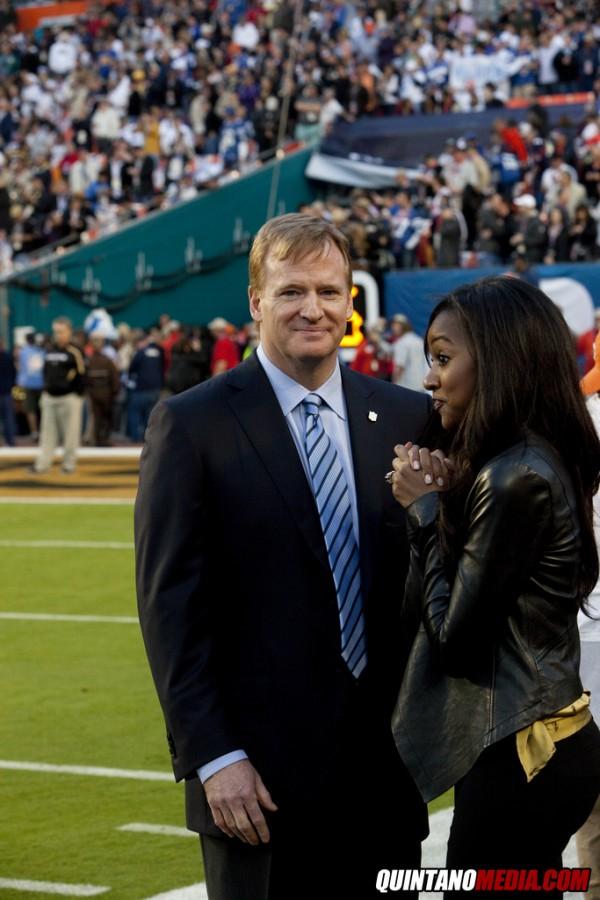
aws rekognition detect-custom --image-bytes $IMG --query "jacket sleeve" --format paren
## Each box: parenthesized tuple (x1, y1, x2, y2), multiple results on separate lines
(135, 399, 241, 780)
(406, 462, 553, 677)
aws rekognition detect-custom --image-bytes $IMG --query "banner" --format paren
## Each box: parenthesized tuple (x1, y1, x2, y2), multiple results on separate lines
(449, 53, 510, 92)
(308, 102, 588, 187)
(384, 263, 598, 337)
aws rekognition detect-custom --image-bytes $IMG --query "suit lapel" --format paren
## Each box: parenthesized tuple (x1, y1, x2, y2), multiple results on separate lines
(226, 356, 330, 571)
(341, 367, 386, 603)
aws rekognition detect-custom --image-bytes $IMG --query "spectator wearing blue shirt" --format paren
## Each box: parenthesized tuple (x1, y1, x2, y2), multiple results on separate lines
(17, 332, 45, 437)
(127, 329, 164, 442)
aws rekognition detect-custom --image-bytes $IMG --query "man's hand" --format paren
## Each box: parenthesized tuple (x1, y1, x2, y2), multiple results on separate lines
(203, 759, 278, 845)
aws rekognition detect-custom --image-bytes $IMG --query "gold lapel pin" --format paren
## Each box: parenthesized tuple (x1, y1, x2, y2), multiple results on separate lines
(368, 411, 378, 422)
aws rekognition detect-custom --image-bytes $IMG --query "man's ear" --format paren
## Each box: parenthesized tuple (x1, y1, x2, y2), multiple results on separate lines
(248, 285, 262, 322)
(345, 289, 354, 321)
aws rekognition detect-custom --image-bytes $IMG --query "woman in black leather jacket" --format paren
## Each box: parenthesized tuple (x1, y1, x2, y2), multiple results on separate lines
(389, 275, 600, 888)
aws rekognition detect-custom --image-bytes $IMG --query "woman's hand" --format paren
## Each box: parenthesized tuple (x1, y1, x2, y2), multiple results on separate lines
(389, 443, 454, 508)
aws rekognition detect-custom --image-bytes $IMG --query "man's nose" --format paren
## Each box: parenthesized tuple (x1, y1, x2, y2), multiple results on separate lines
(300, 291, 323, 319)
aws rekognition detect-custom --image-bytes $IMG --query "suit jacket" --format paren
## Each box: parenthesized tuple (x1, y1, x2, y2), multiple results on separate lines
(135, 353, 430, 838)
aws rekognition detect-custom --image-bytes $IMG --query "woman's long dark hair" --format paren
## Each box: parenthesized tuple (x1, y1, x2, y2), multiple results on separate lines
(426, 275, 600, 610)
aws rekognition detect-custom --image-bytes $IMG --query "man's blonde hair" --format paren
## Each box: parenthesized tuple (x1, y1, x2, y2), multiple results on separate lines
(249, 213, 353, 291)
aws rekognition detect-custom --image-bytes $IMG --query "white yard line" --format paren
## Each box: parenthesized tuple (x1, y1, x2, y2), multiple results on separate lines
(0, 447, 141, 459)
(0, 539, 133, 549)
(143, 887, 208, 900)
(0, 760, 171, 781)
(0, 878, 109, 896)
(0, 497, 134, 506)
(118, 823, 196, 838)
(0, 612, 138, 624)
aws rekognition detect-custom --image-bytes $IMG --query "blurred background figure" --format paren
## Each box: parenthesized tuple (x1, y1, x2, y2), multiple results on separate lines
(350, 322, 391, 380)
(391, 314, 427, 392)
(31, 317, 85, 474)
(0, 337, 16, 446)
(166, 329, 211, 394)
(208, 317, 240, 376)
(85, 333, 120, 446)
(127, 328, 164, 442)
(16, 331, 45, 439)
(579, 351, 600, 899)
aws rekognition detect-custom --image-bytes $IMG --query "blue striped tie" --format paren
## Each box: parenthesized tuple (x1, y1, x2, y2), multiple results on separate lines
(302, 393, 367, 678)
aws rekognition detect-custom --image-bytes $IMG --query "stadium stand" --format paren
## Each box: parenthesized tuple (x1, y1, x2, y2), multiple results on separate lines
(2, 0, 600, 448)
(0, 0, 599, 272)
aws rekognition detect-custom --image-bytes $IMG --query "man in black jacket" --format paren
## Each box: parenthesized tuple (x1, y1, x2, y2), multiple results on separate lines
(136, 214, 430, 900)
(0, 338, 16, 446)
(31, 317, 85, 474)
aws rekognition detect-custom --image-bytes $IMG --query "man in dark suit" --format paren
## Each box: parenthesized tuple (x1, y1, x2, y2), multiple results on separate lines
(135, 214, 430, 899)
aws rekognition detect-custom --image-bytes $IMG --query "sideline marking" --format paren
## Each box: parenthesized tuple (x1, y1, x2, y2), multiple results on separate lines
(0, 447, 141, 459)
(0, 539, 133, 549)
(0, 612, 138, 624)
(0, 497, 134, 506)
(143, 887, 208, 900)
(0, 760, 171, 781)
(0, 878, 110, 896)
(118, 823, 196, 838)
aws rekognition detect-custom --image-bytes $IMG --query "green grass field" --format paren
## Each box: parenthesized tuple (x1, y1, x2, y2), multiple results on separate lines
(1, 501, 452, 899)
(1, 502, 203, 899)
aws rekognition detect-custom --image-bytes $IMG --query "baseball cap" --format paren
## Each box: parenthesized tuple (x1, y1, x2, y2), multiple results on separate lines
(208, 317, 229, 331)
(513, 194, 536, 209)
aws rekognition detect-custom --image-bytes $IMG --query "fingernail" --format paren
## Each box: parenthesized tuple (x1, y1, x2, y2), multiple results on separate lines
(412, 461, 420, 470)
(424, 474, 433, 484)
(437, 477, 445, 487)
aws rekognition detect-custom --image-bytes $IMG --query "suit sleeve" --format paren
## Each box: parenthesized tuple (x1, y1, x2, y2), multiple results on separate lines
(135, 399, 241, 780)
(406, 462, 552, 677)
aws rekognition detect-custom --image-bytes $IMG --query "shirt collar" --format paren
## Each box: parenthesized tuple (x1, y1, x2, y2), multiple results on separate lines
(256, 343, 346, 420)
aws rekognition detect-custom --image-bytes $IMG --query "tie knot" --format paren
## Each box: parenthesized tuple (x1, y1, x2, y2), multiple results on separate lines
(302, 393, 322, 417)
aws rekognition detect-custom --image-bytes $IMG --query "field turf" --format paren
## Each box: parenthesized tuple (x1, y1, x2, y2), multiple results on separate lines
(1, 500, 451, 899)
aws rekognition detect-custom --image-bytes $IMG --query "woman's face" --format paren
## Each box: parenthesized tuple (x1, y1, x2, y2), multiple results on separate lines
(424, 309, 477, 430)
(549, 207, 562, 226)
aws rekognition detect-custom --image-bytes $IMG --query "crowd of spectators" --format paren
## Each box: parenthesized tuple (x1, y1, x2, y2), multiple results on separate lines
(2, 295, 597, 448)
(0, 312, 258, 447)
(1, 0, 600, 273)
(300, 102, 600, 274)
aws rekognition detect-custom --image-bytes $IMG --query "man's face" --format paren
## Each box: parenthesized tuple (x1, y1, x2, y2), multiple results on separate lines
(53, 323, 71, 347)
(249, 242, 352, 376)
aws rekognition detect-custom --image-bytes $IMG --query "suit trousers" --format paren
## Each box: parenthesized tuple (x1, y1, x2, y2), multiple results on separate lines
(198, 670, 423, 900)
(35, 392, 83, 472)
(200, 810, 421, 900)
(445, 721, 600, 900)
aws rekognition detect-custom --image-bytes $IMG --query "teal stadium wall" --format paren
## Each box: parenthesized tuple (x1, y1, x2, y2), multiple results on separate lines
(3, 147, 317, 340)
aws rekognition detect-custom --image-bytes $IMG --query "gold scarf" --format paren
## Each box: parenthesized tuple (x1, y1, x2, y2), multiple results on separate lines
(516, 692, 591, 782)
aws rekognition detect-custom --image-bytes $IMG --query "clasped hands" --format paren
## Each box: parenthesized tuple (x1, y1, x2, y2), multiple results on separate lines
(390, 442, 454, 508)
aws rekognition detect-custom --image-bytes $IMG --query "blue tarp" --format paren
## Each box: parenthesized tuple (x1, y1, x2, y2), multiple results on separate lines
(384, 263, 599, 338)
(316, 103, 588, 170)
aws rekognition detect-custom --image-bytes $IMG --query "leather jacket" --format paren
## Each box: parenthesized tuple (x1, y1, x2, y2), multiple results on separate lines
(392, 433, 585, 802)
